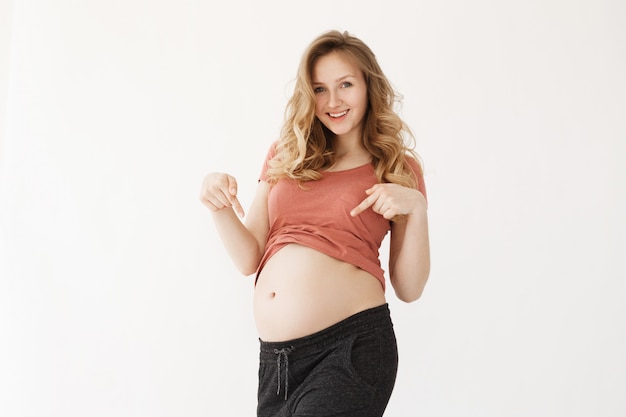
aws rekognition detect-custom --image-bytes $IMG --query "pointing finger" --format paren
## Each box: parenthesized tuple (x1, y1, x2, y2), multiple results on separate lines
(226, 176, 245, 217)
(227, 175, 238, 196)
(350, 195, 375, 217)
(230, 194, 245, 218)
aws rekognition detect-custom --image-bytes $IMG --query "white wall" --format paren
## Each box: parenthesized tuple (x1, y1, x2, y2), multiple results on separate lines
(1, 0, 624, 416)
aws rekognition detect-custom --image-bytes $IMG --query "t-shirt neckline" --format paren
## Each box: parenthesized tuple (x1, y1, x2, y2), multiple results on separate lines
(323, 161, 373, 174)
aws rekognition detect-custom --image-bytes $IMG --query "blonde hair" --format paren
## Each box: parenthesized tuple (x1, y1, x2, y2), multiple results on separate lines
(266, 30, 421, 188)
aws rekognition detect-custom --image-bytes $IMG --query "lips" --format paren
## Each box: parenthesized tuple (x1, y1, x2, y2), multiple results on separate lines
(328, 110, 348, 119)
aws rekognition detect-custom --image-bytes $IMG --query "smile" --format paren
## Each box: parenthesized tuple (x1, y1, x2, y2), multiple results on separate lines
(328, 110, 348, 118)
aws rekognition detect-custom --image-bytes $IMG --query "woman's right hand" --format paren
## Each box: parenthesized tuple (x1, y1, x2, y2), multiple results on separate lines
(199, 173, 245, 217)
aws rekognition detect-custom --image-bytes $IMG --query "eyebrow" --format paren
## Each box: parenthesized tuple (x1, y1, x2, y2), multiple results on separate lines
(312, 74, 356, 85)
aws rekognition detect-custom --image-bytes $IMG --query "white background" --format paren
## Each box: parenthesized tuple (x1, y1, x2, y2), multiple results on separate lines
(1, 0, 625, 416)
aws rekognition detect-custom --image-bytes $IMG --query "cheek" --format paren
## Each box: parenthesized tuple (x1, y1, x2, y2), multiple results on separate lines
(314, 98, 324, 115)
(358, 90, 368, 108)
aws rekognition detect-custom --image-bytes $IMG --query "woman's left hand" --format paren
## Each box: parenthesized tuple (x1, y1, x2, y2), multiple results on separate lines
(350, 183, 426, 220)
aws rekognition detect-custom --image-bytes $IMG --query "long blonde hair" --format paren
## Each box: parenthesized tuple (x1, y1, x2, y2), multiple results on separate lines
(266, 30, 421, 187)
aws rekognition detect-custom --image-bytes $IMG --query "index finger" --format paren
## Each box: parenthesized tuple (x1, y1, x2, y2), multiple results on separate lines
(350, 195, 375, 217)
(226, 175, 245, 217)
(229, 194, 245, 218)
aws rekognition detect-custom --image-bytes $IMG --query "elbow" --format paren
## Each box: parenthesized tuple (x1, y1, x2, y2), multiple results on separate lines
(238, 266, 257, 277)
(234, 256, 262, 277)
(236, 259, 260, 277)
(234, 246, 264, 277)
(395, 287, 424, 303)
(391, 270, 429, 303)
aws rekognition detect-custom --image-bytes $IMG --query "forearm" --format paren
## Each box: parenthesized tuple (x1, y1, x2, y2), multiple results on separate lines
(211, 208, 263, 276)
(389, 209, 430, 302)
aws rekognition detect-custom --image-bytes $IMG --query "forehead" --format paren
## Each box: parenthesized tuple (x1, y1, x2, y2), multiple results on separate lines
(312, 51, 362, 81)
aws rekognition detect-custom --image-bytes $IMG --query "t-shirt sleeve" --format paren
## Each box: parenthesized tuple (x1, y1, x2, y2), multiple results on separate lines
(258, 142, 278, 182)
(407, 156, 427, 203)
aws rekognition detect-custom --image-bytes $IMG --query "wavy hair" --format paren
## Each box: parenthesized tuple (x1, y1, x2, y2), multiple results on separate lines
(265, 30, 421, 188)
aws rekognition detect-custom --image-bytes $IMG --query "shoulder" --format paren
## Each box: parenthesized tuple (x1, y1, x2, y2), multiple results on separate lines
(404, 154, 427, 201)
(264, 141, 279, 160)
(259, 141, 280, 182)
(405, 154, 423, 176)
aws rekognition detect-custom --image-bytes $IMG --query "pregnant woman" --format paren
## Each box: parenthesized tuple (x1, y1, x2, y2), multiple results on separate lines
(200, 30, 430, 417)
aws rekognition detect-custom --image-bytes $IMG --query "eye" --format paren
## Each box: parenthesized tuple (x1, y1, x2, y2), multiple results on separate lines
(340, 82, 353, 88)
(313, 86, 326, 94)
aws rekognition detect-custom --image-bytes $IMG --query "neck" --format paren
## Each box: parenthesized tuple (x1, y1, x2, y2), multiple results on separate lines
(332, 131, 365, 157)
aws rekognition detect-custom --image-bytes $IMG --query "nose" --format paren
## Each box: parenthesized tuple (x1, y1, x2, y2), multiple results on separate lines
(328, 89, 342, 108)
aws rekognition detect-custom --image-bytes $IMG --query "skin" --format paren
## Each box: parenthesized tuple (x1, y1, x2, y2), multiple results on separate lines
(200, 51, 430, 341)
(312, 51, 369, 153)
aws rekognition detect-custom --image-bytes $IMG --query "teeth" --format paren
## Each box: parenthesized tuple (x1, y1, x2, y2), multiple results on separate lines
(329, 110, 347, 118)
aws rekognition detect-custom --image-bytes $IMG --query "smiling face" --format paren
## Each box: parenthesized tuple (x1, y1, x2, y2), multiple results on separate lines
(312, 51, 368, 143)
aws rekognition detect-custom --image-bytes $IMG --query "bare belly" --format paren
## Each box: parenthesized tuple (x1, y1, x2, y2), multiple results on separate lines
(254, 244, 387, 342)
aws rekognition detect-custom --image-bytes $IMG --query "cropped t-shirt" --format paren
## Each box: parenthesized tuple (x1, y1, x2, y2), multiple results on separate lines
(257, 143, 427, 290)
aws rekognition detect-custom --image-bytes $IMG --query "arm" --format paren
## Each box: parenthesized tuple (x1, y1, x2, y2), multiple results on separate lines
(351, 183, 430, 302)
(200, 173, 270, 276)
(388, 197, 430, 302)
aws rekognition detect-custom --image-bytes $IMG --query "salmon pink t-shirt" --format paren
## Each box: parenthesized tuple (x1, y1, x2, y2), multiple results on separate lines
(257, 144, 427, 290)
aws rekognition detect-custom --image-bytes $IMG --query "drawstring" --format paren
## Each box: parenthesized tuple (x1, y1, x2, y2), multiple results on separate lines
(273, 346, 295, 400)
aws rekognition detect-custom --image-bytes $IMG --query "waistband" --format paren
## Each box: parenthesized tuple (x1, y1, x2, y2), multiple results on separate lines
(259, 303, 393, 360)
